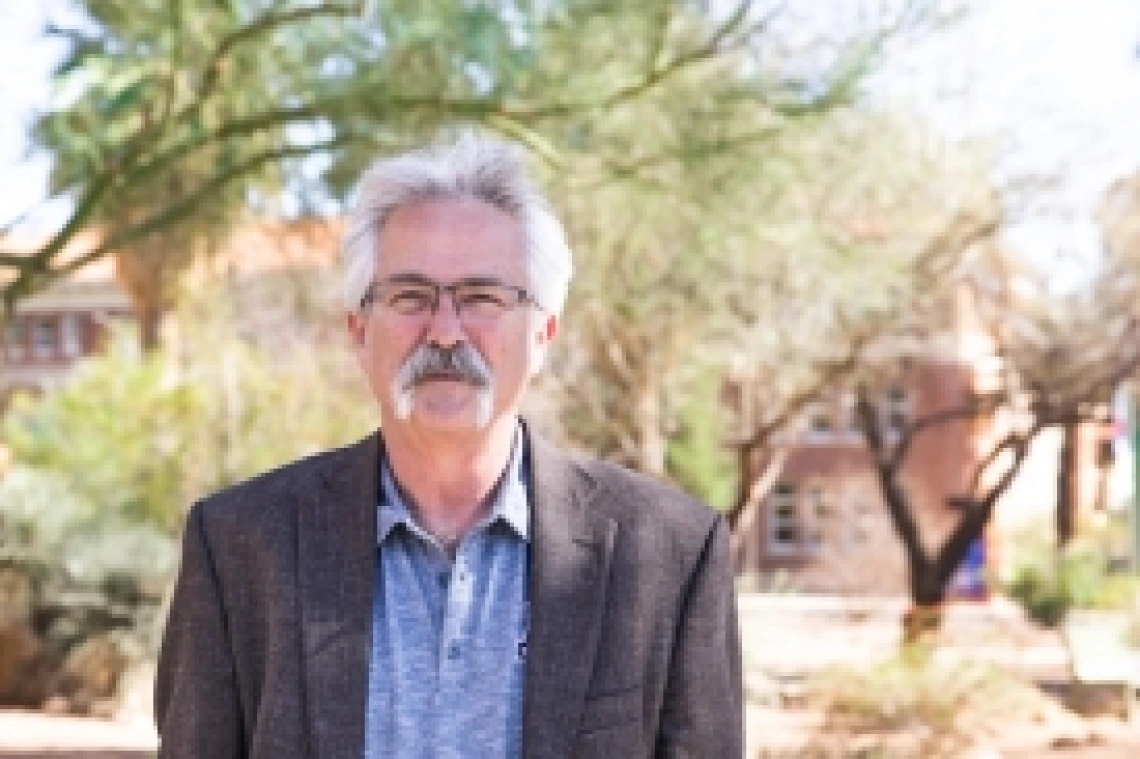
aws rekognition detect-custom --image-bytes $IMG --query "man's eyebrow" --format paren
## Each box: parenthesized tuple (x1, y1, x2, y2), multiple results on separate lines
(382, 272, 435, 285)
(455, 276, 510, 287)
(381, 273, 510, 287)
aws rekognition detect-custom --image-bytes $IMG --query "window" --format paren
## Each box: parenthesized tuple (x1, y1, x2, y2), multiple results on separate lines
(849, 498, 872, 547)
(840, 393, 863, 439)
(802, 403, 835, 442)
(880, 383, 911, 441)
(806, 486, 830, 551)
(5, 319, 26, 361)
(60, 314, 83, 359)
(31, 317, 57, 361)
(766, 484, 799, 555)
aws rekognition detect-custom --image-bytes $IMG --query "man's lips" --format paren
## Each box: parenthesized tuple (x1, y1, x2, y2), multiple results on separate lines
(414, 372, 475, 384)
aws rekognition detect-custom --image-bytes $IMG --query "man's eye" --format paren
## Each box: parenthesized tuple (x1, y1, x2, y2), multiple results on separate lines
(388, 289, 435, 310)
(462, 290, 506, 305)
(457, 289, 509, 313)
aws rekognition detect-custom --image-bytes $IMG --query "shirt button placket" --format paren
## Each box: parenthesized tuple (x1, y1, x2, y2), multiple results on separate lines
(441, 545, 469, 681)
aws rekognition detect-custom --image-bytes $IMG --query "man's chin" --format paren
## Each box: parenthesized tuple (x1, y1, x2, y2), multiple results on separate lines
(391, 386, 495, 430)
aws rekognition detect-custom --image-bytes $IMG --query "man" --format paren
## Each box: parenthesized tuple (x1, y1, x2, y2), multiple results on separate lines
(155, 132, 742, 758)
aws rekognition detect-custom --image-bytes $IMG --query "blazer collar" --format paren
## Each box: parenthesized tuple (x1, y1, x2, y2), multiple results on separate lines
(299, 431, 380, 759)
(523, 428, 617, 759)
(297, 428, 616, 759)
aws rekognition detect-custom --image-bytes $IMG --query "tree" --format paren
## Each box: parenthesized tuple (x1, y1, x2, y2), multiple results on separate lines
(12, 0, 903, 324)
(722, 141, 1001, 539)
(1006, 171, 1140, 545)
(852, 358, 1038, 639)
(846, 214, 1140, 637)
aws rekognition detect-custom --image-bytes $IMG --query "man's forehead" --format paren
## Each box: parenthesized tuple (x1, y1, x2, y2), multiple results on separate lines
(380, 196, 521, 234)
(375, 197, 527, 277)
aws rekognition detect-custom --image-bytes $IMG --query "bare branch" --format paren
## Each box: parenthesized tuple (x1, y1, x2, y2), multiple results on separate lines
(889, 392, 1002, 470)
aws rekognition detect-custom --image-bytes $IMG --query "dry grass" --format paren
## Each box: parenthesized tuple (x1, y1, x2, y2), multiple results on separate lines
(798, 647, 1075, 757)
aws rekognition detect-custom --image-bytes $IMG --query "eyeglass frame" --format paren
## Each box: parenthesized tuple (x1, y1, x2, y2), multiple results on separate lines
(358, 274, 544, 319)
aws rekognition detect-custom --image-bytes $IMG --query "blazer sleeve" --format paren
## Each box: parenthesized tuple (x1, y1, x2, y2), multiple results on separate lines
(154, 502, 245, 758)
(655, 515, 743, 758)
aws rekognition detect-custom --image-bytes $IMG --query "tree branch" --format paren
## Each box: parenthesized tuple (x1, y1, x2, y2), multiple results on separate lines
(2, 135, 361, 308)
(856, 382, 929, 574)
(197, 3, 364, 103)
(889, 392, 1002, 471)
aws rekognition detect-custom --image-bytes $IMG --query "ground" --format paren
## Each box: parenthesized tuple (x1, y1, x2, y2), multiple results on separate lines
(1, 594, 1139, 757)
(740, 594, 1140, 757)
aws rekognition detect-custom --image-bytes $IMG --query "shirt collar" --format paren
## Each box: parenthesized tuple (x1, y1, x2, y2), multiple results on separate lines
(377, 423, 530, 545)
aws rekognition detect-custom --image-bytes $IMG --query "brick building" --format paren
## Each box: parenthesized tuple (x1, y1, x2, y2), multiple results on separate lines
(0, 236, 132, 402)
(728, 294, 1113, 595)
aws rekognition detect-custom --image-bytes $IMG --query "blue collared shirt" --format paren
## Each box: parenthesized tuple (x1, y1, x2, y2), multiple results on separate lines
(364, 429, 530, 759)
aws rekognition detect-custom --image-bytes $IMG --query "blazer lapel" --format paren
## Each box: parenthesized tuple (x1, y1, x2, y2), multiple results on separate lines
(523, 432, 616, 759)
(298, 432, 380, 759)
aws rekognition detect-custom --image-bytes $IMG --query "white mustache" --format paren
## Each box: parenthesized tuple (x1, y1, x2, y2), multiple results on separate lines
(395, 343, 493, 392)
(390, 342, 496, 428)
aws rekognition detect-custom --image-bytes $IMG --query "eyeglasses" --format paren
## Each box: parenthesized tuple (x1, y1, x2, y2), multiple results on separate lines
(360, 276, 542, 320)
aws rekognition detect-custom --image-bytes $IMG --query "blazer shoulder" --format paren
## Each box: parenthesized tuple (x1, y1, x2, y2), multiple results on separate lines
(574, 454, 721, 538)
(193, 433, 374, 526)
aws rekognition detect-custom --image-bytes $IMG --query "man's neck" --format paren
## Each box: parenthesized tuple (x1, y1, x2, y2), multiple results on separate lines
(382, 417, 519, 549)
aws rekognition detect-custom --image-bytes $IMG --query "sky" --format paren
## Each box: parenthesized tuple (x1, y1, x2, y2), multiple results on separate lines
(1, 0, 1139, 263)
(0, 0, 73, 236)
(872, 0, 1140, 276)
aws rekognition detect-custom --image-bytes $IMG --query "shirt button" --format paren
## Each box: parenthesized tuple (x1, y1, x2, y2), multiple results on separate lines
(447, 644, 461, 660)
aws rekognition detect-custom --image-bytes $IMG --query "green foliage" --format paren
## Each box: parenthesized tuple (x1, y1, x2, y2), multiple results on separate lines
(12, 0, 883, 305)
(0, 270, 373, 676)
(18, 0, 963, 517)
(665, 371, 736, 511)
(0, 466, 176, 660)
(1002, 524, 1139, 627)
(5, 331, 200, 532)
(3, 283, 374, 535)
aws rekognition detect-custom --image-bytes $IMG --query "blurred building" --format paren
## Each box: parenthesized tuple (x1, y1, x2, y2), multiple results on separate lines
(0, 232, 132, 403)
(0, 219, 342, 404)
(726, 285, 1116, 595)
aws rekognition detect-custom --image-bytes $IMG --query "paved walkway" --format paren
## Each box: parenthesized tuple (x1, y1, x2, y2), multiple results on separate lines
(0, 710, 156, 757)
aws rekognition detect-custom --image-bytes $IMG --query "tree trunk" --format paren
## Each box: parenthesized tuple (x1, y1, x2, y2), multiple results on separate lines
(728, 447, 788, 575)
(1056, 421, 1078, 547)
(137, 303, 162, 352)
(634, 376, 666, 477)
(729, 447, 757, 531)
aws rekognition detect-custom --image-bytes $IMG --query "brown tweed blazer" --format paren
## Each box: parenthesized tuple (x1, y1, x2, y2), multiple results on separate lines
(154, 428, 742, 758)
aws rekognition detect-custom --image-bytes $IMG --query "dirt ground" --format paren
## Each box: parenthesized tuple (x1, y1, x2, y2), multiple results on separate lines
(0, 696, 1138, 757)
(0, 704, 1136, 758)
(2, 595, 1139, 757)
(739, 594, 1140, 757)
(745, 702, 1140, 757)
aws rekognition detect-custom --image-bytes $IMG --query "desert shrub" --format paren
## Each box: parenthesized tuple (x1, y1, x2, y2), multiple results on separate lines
(4, 297, 374, 535)
(1002, 521, 1139, 627)
(0, 275, 374, 708)
(807, 652, 1050, 757)
(0, 467, 176, 709)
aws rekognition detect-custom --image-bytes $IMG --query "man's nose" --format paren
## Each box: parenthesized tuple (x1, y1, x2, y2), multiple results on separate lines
(423, 291, 465, 347)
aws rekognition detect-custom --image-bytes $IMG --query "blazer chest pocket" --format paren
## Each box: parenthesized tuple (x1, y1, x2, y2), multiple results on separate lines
(573, 685, 645, 758)
(579, 684, 641, 732)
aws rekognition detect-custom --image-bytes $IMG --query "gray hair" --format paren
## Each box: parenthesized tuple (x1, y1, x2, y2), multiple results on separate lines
(341, 131, 573, 316)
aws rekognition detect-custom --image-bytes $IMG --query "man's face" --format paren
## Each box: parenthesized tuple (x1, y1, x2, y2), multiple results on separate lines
(347, 197, 558, 435)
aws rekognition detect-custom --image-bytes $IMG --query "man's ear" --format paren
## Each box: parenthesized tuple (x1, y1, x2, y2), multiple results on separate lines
(529, 312, 558, 377)
(346, 310, 366, 349)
